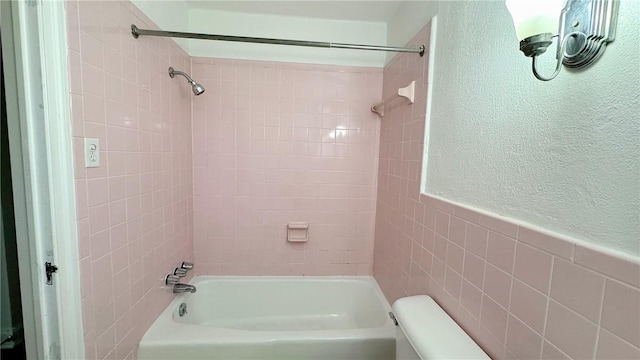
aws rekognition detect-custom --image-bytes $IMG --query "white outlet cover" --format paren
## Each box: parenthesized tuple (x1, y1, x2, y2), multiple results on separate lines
(84, 138, 100, 168)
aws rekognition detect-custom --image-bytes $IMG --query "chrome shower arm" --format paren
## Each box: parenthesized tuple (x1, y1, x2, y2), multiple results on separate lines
(168, 67, 195, 84)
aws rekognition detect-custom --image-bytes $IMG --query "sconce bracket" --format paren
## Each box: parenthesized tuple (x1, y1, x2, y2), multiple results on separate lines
(559, 0, 619, 68)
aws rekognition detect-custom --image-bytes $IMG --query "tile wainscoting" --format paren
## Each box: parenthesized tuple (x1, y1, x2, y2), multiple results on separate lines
(372, 20, 639, 360)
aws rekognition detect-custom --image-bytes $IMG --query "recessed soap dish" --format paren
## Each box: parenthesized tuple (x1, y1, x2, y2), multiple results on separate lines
(287, 222, 309, 242)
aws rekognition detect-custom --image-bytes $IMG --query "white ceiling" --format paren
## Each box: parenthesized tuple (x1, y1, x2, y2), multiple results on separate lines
(185, 1, 403, 22)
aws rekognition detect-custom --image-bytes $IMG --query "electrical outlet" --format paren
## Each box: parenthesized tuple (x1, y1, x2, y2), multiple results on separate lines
(84, 138, 100, 168)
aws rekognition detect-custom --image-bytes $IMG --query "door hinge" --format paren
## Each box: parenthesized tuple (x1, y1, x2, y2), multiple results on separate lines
(45, 262, 58, 285)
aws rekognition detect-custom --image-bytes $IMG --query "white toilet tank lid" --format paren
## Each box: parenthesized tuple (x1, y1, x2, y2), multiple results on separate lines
(392, 295, 490, 360)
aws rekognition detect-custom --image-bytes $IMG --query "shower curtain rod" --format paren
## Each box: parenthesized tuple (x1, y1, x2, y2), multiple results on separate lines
(131, 25, 425, 56)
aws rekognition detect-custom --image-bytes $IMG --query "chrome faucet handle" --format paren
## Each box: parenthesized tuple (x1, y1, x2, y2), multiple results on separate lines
(180, 261, 194, 270)
(174, 268, 187, 277)
(165, 274, 180, 285)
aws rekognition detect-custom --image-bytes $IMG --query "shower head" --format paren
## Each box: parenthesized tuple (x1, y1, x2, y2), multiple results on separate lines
(168, 67, 205, 96)
(191, 82, 205, 96)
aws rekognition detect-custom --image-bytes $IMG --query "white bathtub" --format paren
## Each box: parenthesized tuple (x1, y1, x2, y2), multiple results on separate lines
(137, 276, 396, 360)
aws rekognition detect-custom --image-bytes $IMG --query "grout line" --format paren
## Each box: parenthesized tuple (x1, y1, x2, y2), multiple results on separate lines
(477, 251, 488, 329)
(503, 259, 517, 355)
(592, 278, 608, 359)
(542, 340, 573, 360)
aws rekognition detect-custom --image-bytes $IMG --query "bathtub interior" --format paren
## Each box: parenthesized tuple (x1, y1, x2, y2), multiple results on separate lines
(138, 277, 396, 360)
(174, 277, 390, 331)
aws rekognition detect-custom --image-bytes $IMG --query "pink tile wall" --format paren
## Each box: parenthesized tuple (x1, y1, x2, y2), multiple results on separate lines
(66, 1, 194, 359)
(190, 58, 382, 276)
(373, 21, 640, 360)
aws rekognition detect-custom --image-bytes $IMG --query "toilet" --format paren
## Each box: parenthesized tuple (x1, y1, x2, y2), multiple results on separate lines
(392, 295, 490, 359)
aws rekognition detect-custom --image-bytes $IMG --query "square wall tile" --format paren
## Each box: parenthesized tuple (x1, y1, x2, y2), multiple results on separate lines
(545, 300, 598, 360)
(601, 279, 640, 347)
(486, 231, 515, 274)
(509, 278, 547, 335)
(550, 258, 605, 322)
(596, 329, 640, 360)
(506, 315, 543, 360)
(514, 242, 553, 294)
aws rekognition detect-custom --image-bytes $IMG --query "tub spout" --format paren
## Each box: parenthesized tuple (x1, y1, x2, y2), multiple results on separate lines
(173, 283, 197, 293)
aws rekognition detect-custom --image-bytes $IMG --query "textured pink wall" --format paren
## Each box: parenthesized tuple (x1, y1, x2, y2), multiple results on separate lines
(66, 1, 194, 359)
(373, 21, 640, 360)
(190, 58, 382, 275)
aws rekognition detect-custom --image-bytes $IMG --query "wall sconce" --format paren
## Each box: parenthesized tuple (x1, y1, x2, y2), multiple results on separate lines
(506, 0, 619, 81)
